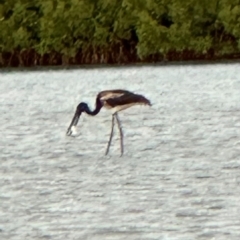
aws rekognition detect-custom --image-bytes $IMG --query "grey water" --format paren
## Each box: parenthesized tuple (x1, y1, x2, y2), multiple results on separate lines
(0, 64, 240, 240)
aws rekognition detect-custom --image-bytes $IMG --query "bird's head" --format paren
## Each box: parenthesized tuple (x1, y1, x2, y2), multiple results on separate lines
(77, 102, 88, 112)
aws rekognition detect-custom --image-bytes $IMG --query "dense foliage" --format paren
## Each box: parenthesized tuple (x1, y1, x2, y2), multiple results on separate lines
(0, 0, 240, 66)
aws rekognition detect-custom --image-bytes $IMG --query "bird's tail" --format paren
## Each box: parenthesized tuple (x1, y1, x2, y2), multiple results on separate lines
(138, 94, 152, 106)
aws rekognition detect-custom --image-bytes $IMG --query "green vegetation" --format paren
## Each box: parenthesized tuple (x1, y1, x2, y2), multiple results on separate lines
(0, 0, 240, 66)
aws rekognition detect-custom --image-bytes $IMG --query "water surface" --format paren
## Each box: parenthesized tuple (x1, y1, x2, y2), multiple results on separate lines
(1, 64, 240, 240)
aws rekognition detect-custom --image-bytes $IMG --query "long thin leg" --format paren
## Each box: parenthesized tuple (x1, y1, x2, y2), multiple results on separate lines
(105, 114, 115, 155)
(115, 113, 124, 156)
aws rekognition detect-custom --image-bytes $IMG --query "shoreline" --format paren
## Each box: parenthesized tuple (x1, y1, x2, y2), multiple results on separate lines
(1, 57, 240, 72)
(1, 47, 240, 71)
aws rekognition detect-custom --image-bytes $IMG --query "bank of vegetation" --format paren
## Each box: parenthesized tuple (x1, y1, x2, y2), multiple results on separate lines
(0, 0, 240, 67)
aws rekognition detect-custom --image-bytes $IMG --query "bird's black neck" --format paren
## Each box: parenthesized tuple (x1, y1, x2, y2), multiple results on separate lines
(84, 97, 102, 116)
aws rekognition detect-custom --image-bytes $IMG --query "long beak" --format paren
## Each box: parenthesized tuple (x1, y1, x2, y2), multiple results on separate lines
(66, 110, 81, 136)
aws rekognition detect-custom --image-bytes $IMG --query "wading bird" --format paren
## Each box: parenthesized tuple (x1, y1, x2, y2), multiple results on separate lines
(66, 89, 151, 156)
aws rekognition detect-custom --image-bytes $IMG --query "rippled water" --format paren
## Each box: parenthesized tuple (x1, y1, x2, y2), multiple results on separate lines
(1, 64, 240, 240)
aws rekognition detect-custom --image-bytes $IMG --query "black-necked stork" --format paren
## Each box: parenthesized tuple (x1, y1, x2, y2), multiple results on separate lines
(66, 89, 151, 156)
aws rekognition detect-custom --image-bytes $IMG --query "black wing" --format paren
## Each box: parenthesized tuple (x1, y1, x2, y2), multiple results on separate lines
(105, 92, 151, 108)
